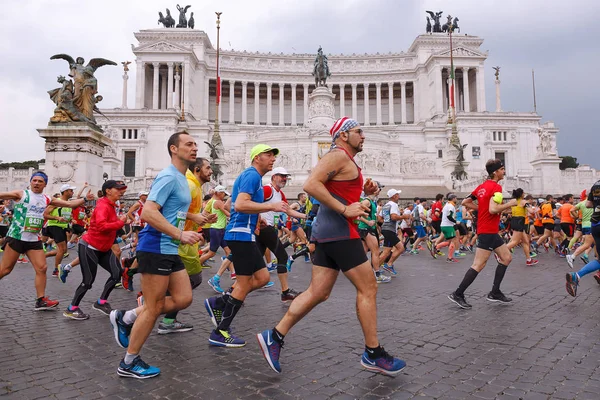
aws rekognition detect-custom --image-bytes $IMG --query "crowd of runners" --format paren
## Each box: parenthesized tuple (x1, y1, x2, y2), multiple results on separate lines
(0, 117, 598, 380)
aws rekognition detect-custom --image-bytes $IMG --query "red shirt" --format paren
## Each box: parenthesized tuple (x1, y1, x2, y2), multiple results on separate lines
(82, 197, 125, 252)
(471, 179, 502, 234)
(72, 206, 86, 226)
(431, 201, 443, 221)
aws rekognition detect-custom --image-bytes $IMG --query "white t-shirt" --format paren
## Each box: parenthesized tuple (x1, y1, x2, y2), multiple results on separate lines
(379, 201, 400, 232)
(400, 209, 412, 229)
(441, 202, 456, 227)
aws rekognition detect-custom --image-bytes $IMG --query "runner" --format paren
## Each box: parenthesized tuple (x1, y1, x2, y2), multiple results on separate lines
(358, 185, 390, 283)
(379, 188, 406, 275)
(204, 144, 288, 347)
(109, 131, 203, 378)
(0, 171, 88, 309)
(448, 159, 520, 309)
(127, 191, 148, 244)
(201, 185, 231, 294)
(44, 184, 76, 276)
(435, 193, 460, 263)
(256, 117, 405, 376)
(505, 189, 538, 266)
(558, 194, 575, 254)
(566, 190, 594, 268)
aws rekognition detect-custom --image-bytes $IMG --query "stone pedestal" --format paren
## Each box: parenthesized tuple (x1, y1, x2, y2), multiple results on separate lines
(306, 86, 336, 130)
(531, 157, 561, 195)
(37, 123, 113, 194)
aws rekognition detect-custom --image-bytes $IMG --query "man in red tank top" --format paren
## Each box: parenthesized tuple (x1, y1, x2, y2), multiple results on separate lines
(257, 117, 406, 377)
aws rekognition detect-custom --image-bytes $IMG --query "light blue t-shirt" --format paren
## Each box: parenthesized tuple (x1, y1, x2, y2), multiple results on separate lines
(137, 164, 191, 255)
(225, 166, 264, 242)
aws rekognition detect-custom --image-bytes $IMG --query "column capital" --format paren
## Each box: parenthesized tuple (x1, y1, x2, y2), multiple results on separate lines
(229, 80, 235, 86)
(254, 81, 260, 87)
(241, 80, 248, 86)
(388, 82, 394, 88)
(400, 81, 407, 87)
(363, 83, 370, 88)
(167, 62, 174, 68)
(152, 62, 160, 68)
(278, 82, 284, 88)
(266, 82, 273, 88)
(339, 83, 345, 88)
(303, 83, 309, 88)
(351, 83, 357, 88)
(290, 83, 297, 88)
(375, 82, 381, 88)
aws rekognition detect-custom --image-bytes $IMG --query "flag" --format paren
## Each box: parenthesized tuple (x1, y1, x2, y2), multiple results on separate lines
(216, 50, 221, 105)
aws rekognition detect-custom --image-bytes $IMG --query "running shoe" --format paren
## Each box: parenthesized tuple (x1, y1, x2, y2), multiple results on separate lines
(580, 255, 589, 264)
(201, 264, 212, 270)
(204, 297, 224, 328)
(286, 256, 294, 272)
(209, 329, 246, 347)
(109, 310, 132, 348)
(93, 301, 112, 315)
(409, 249, 419, 255)
(448, 292, 471, 309)
(262, 281, 275, 288)
(117, 356, 160, 379)
(207, 258, 215, 263)
(426, 238, 433, 252)
(566, 255, 575, 269)
(267, 263, 277, 273)
(63, 252, 69, 258)
(360, 347, 406, 376)
(121, 266, 133, 291)
(381, 264, 397, 275)
(565, 272, 579, 297)
(136, 293, 144, 307)
(530, 251, 538, 258)
(208, 276, 224, 294)
(67, 242, 76, 249)
(454, 251, 466, 257)
(375, 273, 392, 283)
(52, 268, 59, 278)
(256, 329, 282, 373)
(594, 271, 600, 286)
(230, 272, 237, 280)
(63, 307, 89, 320)
(446, 258, 459, 263)
(221, 256, 227, 261)
(486, 291, 513, 303)
(428, 243, 437, 259)
(436, 251, 445, 257)
(157, 320, 193, 334)
(526, 259, 539, 266)
(58, 264, 70, 284)
(34, 297, 59, 310)
(281, 288, 302, 303)
(114, 282, 123, 289)
(17, 255, 27, 263)
(304, 254, 311, 263)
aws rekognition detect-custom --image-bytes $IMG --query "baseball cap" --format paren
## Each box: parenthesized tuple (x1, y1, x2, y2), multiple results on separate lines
(250, 144, 279, 162)
(387, 189, 402, 198)
(214, 185, 230, 196)
(139, 191, 149, 197)
(271, 167, 291, 176)
(102, 180, 127, 194)
(60, 184, 76, 193)
(447, 193, 457, 200)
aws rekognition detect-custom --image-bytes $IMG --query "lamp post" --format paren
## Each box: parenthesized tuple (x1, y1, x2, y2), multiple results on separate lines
(211, 12, 224, 155)
(447, 15, 460, 148)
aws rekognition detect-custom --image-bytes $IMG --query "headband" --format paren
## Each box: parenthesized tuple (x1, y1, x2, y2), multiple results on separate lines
(30, 172, 48, 184)
(486, 160, 504, 175)
(329, 117, 359, 147)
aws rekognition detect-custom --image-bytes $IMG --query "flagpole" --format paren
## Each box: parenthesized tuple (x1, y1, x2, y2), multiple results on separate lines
(211, 12, 223, 153)
(532, 69, 537, 114)
(448, 15, 459, 147)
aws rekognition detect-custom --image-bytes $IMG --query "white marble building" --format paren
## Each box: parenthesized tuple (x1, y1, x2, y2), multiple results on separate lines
(85, 27, 598, 198)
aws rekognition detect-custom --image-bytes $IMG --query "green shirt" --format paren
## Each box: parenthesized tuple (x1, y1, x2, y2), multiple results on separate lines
(358, 198, 377, 231)
(574, 201, 593, 228)
(210, 199, 228, 230)
(46, 207, 72, 229)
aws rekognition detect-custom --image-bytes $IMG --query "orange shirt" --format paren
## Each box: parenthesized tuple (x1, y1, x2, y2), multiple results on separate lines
(541, 203, 554, 224)
(559, 203, 575, 224)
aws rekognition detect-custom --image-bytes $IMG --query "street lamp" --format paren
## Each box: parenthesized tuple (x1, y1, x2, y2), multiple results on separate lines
(103, 172, 108, 182)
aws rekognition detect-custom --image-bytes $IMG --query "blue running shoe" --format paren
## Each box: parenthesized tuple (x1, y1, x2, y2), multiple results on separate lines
(360, 348, 406, 376)
(209, 329, 246, 347)
(207, 276, 224, 294)
(110, 310, 132, 348)
(286, 256, 294, 272)
(565, 272, 579, 297)
(58, 264, 70, 284)
(381, 264, 397, 276)
(262, 281, 275, 289)
(117, 356, 160, 379)
(304, 254, 310, 263)
(267, 263, 277, 273)
(256, 329, 282, 373)
(204, 297, 224, 328)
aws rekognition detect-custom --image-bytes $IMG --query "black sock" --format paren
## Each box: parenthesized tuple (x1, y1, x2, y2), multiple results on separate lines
(282, 289, 290, 295)
(291, 246, 309, 260)
(365, 344, 383, 359)
(272, 328, 285, 343)
(375, 270, 381, 277)
(561, 239, 569, 250)
(455, 268, 479, 296)
(215, 293, 229, 309)
(281, 240, 291, 249)
(492, 263, 508, 294)
(217, 296, 243, 331)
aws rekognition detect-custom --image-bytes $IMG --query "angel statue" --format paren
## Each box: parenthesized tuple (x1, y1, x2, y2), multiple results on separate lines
(493, 66, 500, 80)
(121, 61, 131, 72)
(176, 4, 191, 28)
(453, 142, 468, 163)
(426, 10, 443, 32)
(50, 54, 117, 126)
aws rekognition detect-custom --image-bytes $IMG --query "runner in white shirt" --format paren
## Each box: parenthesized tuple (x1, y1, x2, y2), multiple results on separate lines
(435, 194, 461, 263)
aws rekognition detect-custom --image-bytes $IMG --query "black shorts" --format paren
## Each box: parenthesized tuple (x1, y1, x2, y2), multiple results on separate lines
(561, 223, 575, 237)
(535, 225, 544, 235)
(5, 237, 43, 254)
(313, 239, 368, 272)
(431, 220, 442, 234)
(358, 228, 377, 240)
(381, 230, 400, 247)
(46, 225, 68, 244)
(41, 227, 48, 237)
(132, 225, 144, 233)
(0, 226, 8, 238)
(209, 228, 228, 252)
(455, 223, 468, 236)
(71, 224, 85, 236)
(202, 228, 211, 243)
(227, 240, 266, 276)
(402, 228, 414, 237)
(511, 217, 526, 232)
(543, 223, 554, 231)
(256, 226, 287, 264)
(116, 228, 126, 237)
(553, 223, 562, 233)
(137, 251, 185, 276)
(576, 224, 582, 232)
(476, 233, 505, 251)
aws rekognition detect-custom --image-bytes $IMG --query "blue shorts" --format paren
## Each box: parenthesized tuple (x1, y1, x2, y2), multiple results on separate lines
(415, 225, 426, 238)
(582, 227, 591, 235)
(291, 223, 300, 232)
(209, 228, 228, 252)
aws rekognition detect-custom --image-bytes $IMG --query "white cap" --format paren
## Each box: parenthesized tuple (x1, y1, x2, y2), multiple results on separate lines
(139, 191, 149, 197)
(387, 188, 402, 198)
(271, 167, 291, 176)
(59, 184, 76, 193)
(214, 185, 230, 196)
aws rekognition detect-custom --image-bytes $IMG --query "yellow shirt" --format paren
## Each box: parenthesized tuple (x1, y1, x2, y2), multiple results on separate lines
(183, 169, 203, 232)
(511, 199, 527, 217)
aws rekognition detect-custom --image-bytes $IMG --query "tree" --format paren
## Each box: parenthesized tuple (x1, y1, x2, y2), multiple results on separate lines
(559, 156, 579, 170)
(0, 159, 45, 170)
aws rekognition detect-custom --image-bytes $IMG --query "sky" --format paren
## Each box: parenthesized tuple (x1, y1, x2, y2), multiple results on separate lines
(0, 0, 598, 168)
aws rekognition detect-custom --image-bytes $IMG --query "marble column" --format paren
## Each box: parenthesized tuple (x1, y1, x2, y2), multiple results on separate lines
(436, 64, 443, 114)
(135, 61, 145, 108)
(291, 84, 297, 125)
(351, 83, 357, 120)
(241, 81, 248, 124)
(183, 60, 190, 113)
(401, 81, 407, 124)
(339, 84, 345, 117)
(229, 80, 236, 123)
(266, 83, 272, 125)
(363, 83, 370, 126)
(121, 70, 128, 109)
(160, 71, 167, 109)
(278, 83, 285, 126)
(477, 66, 486, 111)
(495, 78, 502, 112)
(413, 80, 419, 123)
(388, 82, 394, 125)
(167, 62, 174, 109)
(203, 76, 209, 118)
(375, 83, 382, 125)
(254, 82, 260, 125)
(174, 65, 181, 109)
(303, 84, 308, 125)
(462, 67, 470, 112)
(152, 62, 160, 109)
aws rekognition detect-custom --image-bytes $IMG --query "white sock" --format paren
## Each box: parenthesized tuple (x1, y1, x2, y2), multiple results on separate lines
(123, 309, 138, 325)
(64, 264, 72, 271)
(124, 352, 137, 364)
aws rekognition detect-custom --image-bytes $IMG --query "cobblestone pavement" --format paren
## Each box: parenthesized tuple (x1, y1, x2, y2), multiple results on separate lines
(1, 247, 600, 399)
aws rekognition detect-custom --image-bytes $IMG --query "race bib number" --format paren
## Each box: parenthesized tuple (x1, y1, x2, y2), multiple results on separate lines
(78, 211, 85, 220)
(62, 210, 72, 222)
(171, 211, 187, 244)
(24, 216, 44, 234)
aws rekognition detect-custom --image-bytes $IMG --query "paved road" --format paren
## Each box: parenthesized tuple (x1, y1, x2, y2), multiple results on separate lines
(1, 247, 600, 399)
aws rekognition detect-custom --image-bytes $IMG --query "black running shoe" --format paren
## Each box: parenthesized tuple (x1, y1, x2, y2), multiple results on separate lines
(63, 307, 89, 320)
(486, 291, 512, 303)
(92, 301, 113, 315)
(448, 292, 472, 309)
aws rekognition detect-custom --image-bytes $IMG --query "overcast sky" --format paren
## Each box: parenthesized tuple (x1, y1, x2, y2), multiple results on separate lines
(1, 0, 598, 168)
